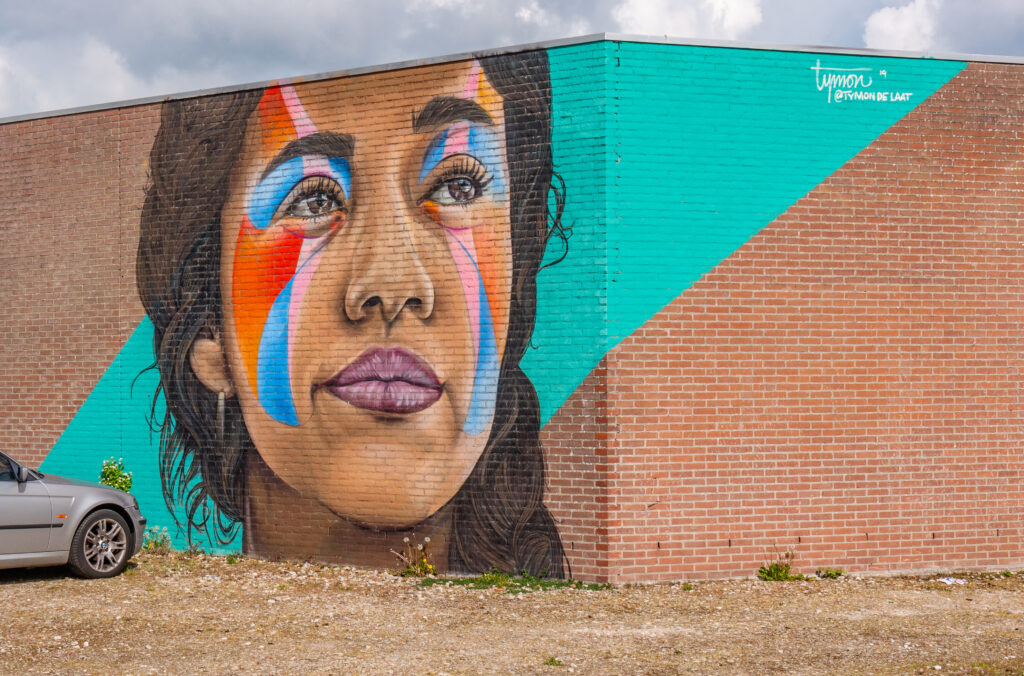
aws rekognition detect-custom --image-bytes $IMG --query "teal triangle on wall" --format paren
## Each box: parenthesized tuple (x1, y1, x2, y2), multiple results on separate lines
(523, 41, 966, 425)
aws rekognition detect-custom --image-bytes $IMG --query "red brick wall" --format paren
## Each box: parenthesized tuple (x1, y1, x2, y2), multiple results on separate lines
(541, 362, 610, 581)
(575, 62, 1024, 582)
(0, 106, 157, 467)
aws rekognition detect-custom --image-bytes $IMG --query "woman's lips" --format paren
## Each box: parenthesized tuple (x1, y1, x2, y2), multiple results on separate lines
(320, 347, 442, 414)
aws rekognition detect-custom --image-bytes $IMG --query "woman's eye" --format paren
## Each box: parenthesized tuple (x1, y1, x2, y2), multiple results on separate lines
(288, 192, 342, 217)
(423, 156, 492, 207)
(442, 177, 478, 203)
(274, 175, 347, 238)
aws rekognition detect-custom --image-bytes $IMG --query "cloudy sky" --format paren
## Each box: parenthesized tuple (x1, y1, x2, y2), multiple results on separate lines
(1, 0, 1022, 119)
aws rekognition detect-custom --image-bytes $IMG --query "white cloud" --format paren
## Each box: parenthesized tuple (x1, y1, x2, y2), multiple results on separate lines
(515, 1, 592, 36)
(863, 0, 942, 52)
(516, 0, 549, 25)
(612, 0, 762, 40)
(0, 38, 140, 116)
(0, 36, 230, 117)
(416, 0, 473, 8)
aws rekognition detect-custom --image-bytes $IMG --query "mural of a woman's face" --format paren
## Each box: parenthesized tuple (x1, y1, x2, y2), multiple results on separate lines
(197, 60, 513, 529)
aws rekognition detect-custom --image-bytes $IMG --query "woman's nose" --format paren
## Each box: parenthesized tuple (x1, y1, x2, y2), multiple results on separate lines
(342, 212, 435, 324)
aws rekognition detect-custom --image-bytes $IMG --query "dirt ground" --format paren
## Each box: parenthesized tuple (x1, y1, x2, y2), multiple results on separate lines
(1, 552, 1022, 675)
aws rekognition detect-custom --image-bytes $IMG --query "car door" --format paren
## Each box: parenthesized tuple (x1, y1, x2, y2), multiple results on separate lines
(0, 455, 53, 555)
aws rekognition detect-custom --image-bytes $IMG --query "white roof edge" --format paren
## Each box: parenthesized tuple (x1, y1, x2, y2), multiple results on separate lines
(1, 31, 1016, 127)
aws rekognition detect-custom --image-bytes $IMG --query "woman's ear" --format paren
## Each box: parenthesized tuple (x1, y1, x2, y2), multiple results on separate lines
(190, 337, 236, 397)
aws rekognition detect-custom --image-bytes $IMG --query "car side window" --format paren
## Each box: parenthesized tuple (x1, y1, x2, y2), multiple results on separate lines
(0, 456, 14, 482)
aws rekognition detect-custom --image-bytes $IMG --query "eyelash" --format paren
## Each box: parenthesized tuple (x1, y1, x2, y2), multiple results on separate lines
(420, 155, 492, 207)
(275, 175, 347, 237)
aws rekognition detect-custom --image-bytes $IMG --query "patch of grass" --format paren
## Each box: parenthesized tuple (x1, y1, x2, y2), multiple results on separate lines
(542, 656, 564, 666)
(758, 549, 805, 581)
(999, 570, 1013, 578)
(226, 554, 239, 565)
(419, 568, 612, 593)
(816, 567, 844, 579)
(682, 583, 694, 591)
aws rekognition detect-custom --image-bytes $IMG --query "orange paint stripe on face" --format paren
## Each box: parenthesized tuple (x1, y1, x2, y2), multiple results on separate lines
(258, 86, 299, 157)
(421, 201, 441, 223)
(474, 68, 503, 116)
(228, 85, 305, 399)
(471, 226, 508, 359)
(467, 68, 508, 358)
(232, 218, 303, 398)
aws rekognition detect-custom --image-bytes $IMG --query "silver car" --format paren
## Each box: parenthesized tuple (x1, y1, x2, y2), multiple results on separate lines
(0, 450, 146, 578)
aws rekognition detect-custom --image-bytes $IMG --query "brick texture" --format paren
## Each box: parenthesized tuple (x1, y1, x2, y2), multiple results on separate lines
(564, 62, 1024, 582)
(1, 43, 1021, 582)
(0, 106, 157, 467)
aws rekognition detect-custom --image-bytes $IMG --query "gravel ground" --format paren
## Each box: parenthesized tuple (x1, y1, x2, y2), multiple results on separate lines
(1, 552, 1022, 675)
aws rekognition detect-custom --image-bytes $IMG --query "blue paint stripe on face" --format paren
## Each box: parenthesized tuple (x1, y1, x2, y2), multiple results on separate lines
(329, 157, 351, 199)
(466, 125, 506, 202)
(451, 237, 499, 436)
(257, 277, 299, 426)
(419, 129, 450, 183)
(248, 158, 305, 230)
(464, 286, 499, 435)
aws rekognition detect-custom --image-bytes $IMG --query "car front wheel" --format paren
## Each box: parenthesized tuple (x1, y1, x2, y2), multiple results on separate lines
(67, 509, 131, 578)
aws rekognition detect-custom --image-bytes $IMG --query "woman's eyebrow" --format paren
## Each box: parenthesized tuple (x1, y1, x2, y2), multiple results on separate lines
(412, 96, 492, 132)
(260, 132, 355, 182)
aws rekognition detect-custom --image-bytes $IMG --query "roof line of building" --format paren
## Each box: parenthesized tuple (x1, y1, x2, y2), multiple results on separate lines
(2, 31, 1018, 127)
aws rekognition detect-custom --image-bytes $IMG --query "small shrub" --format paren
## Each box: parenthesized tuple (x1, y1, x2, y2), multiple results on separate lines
(816, 567, 844, 579)
(543, 657, 564, 666)
(758, 548, 803, 581)
(999, 570, 1013, 578)
(99, 457, 133, 493)
(226, 554, 239, 564)
(391, 536, 435, 577)
(142, 526, 171, 554)
(682, 583, 694, 591)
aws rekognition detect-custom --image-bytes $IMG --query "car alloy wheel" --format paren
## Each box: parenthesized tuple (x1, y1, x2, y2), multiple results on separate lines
(68, 509, 131, 578)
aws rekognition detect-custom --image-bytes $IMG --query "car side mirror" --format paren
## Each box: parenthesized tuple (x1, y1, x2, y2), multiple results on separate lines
(15, 464, 30, 483)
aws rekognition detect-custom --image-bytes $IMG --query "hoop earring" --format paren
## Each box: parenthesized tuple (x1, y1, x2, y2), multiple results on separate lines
(216, 391, 225, 453)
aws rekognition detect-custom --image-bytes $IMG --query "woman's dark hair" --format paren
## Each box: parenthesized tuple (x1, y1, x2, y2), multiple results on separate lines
(137, 50, 566, 577)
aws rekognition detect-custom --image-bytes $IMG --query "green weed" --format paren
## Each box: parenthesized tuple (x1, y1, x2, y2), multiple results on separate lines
(391, 535, 436, 577)
(758, 549, 804, 581)
(419, 568, 612, 593)
(142, 526, 171, 554)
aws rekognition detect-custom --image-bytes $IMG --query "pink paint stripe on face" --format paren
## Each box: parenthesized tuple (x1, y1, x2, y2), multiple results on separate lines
(443, 121, 470, 156)
(286, 238, 324, 373)
(303, 155, 331, 176)
(444, 228, 480, 367)
(280, 85, 317, 139)
(461, 62, 481, 99)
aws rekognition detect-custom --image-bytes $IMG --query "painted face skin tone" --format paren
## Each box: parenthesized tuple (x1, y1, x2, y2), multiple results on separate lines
(209, 60, 512, 530)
